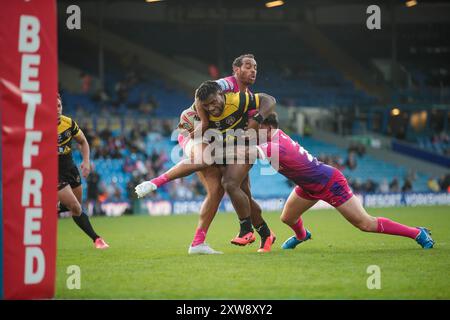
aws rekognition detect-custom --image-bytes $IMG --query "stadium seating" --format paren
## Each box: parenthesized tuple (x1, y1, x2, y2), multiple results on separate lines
(320, 23, 450, 104)
(416, 136, 450, 156)
(60, 21, 378, 111)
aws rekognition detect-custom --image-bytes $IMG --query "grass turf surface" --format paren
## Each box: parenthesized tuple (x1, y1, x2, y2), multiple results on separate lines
(56, 206, 450, 299)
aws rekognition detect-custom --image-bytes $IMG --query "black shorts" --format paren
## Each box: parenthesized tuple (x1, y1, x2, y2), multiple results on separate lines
(58, 164, 82, 191)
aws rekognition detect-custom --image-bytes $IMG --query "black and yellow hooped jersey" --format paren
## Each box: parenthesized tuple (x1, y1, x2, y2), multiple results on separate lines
(58, 115, 81, 157)
(192, 92, 260, 135)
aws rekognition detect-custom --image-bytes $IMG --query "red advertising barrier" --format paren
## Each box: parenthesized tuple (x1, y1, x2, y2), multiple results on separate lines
(0, 0, 57, 299)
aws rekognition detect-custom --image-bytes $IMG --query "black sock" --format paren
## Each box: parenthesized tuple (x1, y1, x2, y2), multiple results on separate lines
(59, 203, 70, 213)
(255, 221, 271, 240)
(239, 217, 253, 237)
(72, 211, 100, 242)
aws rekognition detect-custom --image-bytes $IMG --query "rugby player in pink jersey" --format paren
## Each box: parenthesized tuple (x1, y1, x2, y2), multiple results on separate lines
(256, 113, 434, 250)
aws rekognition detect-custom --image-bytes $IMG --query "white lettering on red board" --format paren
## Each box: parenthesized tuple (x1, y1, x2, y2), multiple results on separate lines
(18, 15, 45, 285)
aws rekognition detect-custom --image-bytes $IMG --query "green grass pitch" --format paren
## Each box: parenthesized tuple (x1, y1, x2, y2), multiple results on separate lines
(56, 205, 450, 299)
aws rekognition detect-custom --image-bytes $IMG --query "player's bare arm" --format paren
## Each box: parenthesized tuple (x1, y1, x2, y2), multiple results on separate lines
(190, 96, 209, 139)
(247, 93, 276, 132)
(73, 129, 91, 178)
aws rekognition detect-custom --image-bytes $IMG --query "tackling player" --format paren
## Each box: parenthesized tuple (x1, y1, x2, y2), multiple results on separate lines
(256, 113, 434, 249)
(57, 94, 109, 249)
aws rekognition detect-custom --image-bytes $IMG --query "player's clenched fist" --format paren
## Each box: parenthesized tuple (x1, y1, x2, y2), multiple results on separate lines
(80, 161, 91, 178)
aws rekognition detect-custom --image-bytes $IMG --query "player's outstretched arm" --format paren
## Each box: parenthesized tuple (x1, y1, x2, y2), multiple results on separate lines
(74, 129, 91, 178)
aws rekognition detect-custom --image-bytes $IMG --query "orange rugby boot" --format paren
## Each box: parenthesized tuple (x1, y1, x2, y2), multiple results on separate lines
(94, 237, 110, 249)
(230, 232, 256, 246)
(257, 231, 276, 253)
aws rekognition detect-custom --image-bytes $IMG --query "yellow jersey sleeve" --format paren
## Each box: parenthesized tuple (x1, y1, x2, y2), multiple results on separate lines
(247, 93, 260, 111)
(223, 92, 260, 112)
(237, 92, 260, 112)
(71, 119, 81, 137)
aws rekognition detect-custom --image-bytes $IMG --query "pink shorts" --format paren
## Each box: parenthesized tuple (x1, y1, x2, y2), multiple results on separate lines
(294, 169, 353, 207)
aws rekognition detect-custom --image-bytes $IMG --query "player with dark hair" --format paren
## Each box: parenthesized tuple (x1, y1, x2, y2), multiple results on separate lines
(136, 80, 278, 252)
(216, 53, 257, 93)
(57, 94, 109, 249)
(255, 113, 434, 250)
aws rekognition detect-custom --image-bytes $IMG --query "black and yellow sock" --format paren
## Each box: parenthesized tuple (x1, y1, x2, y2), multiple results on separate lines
(72, 211, 100, 242)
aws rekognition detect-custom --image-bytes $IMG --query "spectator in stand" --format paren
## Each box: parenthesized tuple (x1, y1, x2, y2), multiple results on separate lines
(92, 89, 110, 104)
(135, 158, 148, 176)
(115, 80, 128, 105)
(170, 178, 194, 200)
(402, 178, 413, 193)
(427, 177, 441, 192)
(80, 72, 92, 94)
(86, 164, 102, 215)
(379, 178, 390, 193)
(345, 151, 358, 170)
(123, 156, 137, 173)
(99, 128, 112, 141)
(348, 142, 366, 157)
(126, 128, 146, 155)
(125, 70, 139, 88)
(364, 179, 377, 193)
(144, 158, 156, 178)
(151, 150, 168, 174)
(91, 132, 102, 152)
(208, 64, 220, 80)
(349, 178, 363, 193)
(105, 178, 122, 202)
(406, 169, 417, 182)
(332, 155, 345, 171)
(191, 179, 206, 198)
(438, 174, 450, 192)
(150, 149, 159, 164)
(107, 136, 122, 159)
(162, 120, 173, 137)
(139, 93, 157, 115)
(390, 177, 400, 192)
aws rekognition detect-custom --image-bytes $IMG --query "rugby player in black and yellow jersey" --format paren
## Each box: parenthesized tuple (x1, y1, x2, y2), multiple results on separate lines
(57, 94, 109, 249)
(136, 81, 277, 252)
